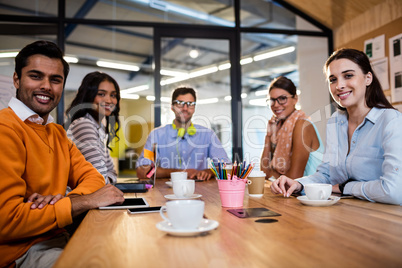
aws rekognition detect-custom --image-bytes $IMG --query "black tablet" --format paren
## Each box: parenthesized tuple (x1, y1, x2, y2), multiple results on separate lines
(115, 183, 148, 193)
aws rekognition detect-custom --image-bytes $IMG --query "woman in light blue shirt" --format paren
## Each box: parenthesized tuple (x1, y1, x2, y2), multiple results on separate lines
(271, 48, 402, 205)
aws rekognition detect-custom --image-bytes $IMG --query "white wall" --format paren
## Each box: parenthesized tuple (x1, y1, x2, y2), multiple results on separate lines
(297, 17, 331, 142)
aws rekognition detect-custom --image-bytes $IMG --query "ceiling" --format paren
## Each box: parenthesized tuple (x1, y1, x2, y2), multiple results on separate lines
(285, 0, 386, 30)
(0, 0, 387, 101)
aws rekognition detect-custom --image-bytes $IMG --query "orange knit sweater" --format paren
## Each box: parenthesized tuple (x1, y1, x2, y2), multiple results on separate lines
(0, 108, 105, 267)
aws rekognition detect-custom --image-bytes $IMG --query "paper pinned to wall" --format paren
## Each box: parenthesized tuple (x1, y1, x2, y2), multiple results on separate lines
(364, 34, 385, 60)
(371, 57, 389, 90)
(0, 74, 15, 110)
(389, 33, 402, 103)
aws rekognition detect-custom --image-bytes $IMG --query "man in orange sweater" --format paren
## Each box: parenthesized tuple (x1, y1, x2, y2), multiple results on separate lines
(0, 40, 125, 268)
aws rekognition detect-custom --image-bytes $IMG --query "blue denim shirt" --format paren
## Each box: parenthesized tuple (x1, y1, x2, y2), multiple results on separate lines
(298, 107, 402, 205)
(136, 124, 230, 170)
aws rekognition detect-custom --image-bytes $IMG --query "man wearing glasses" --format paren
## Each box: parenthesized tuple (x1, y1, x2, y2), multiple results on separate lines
(136, 87, 229, 180)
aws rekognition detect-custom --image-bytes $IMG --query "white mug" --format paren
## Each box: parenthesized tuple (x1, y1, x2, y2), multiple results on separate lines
(160, 200, 204, 229)
(170, 171, 188, 181)
(172, 179, 195, 198)
(304, 184, 332, 200)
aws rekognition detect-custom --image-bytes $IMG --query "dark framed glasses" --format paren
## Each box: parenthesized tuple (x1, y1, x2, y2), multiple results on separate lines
(266, 95, 294, 106)
(173, 100, 196, 108)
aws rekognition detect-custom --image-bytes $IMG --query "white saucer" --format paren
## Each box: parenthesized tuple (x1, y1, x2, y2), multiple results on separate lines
(165, 181, 173, 187)
(164, 194, 202, 200)
(297, 195, 340, 207)
(156, 219, 219, 236)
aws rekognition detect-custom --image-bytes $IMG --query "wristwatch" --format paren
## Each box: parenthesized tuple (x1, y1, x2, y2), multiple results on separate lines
(339, 178, 356, 194)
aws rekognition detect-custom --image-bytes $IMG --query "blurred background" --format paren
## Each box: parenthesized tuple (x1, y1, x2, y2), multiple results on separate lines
(1, 0, 392, 175)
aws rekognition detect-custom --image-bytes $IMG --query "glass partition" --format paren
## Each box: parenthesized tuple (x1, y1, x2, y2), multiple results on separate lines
(240, 31, 297, 164)
(240, 31, 329, 166)
(66, 0, 235, 26)
(0, 34, 58, 117)
(64, 25, 154, 174)
(159, 37, 232, 160)
(0, 0, 58, 16)
(0, 0, 332, 174)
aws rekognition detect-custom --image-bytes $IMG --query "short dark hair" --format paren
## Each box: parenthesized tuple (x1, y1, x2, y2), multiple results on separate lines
(65, 71, 121, 150)
(171, 87, 197, 104)
(15, 40, 70, 86)
(324, 48, 394, 110)
(268, 76, 297, 96)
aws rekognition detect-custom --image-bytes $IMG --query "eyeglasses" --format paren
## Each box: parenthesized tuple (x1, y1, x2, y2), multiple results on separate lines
(266, 95, 294, 106)
(173, 100, 196, 108)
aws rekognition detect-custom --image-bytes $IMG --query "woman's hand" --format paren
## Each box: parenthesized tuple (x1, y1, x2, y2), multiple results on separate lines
(332, 184, 341, 194)
(270, 175, 302, 197)
(27, 193, 64, 209)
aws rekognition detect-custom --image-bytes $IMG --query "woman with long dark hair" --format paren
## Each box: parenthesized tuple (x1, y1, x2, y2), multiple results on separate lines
(271, 48, 402, 205)
(66, 71, 120, 184)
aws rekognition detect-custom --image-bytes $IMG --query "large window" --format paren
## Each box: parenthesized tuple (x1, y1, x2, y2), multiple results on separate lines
(66, 0, 235, 26)
(240, 32, 297, 163)
(159, 37, 232, 159)
(0, 33, 58, 119)
(0, 1, 58, 16)
(240, 31, 329, 164)
(63, 24, 154, 172)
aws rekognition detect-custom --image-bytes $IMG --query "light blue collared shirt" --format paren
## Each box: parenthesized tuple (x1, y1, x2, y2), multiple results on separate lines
(136, 124, 230, 170)
(8, 97, 54, 125)
(303, 119, 324, 176)
(298, 107, 402, 205)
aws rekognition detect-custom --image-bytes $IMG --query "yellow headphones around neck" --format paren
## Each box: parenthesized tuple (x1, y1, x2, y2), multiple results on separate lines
(172, 121, 196, 138)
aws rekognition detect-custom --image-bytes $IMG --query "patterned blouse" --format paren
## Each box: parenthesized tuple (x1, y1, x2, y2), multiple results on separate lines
(67, 113, 117, 184)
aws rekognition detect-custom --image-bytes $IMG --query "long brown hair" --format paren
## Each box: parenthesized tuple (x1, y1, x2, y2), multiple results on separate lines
(65, 71, 120, 150)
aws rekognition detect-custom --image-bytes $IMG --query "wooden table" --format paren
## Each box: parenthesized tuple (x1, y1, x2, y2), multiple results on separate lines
(54, 179, 402, 268)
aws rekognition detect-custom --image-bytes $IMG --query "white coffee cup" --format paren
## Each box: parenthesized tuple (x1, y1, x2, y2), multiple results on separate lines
(170, 171, 188, 181)
(304, 184, 332, 200)
(160, 200, 204, 229)
(172, 179, 195, 198)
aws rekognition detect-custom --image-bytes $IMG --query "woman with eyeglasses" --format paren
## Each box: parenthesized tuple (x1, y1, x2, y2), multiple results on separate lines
(271, 48, 402, 205)
(261, 76, 324, 179)
(65, 71, 120, 185)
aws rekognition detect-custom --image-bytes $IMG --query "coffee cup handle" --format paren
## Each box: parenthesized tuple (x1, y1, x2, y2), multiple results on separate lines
(319, 190, 326, 200)
(160, 206, 169, 222)
(182, 185, 189, 196)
